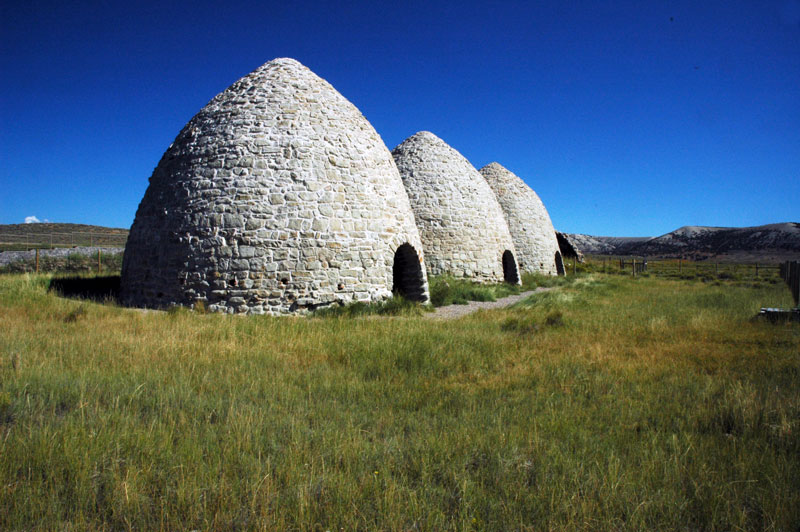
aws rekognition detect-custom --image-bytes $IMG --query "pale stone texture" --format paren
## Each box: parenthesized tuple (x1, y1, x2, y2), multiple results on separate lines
(479, 162, 561, 275)
(391, 132, 520, 283)
(121, 58, 428, 314)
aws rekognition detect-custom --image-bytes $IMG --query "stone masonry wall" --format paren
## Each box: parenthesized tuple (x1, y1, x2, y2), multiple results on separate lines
(479, 162, 560, 275)
(121, 58, 428, 314)
(391, 132, 520, 283)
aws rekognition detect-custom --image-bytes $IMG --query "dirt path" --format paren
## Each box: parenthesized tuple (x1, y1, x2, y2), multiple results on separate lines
(426, 287, 553, 320)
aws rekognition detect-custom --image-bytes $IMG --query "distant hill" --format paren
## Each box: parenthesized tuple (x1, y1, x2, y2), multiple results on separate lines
(566, 222, 800, 263)
(3, 222, 798, 263)
(564, 234, 650, 255)
(0, 223, 128, 250)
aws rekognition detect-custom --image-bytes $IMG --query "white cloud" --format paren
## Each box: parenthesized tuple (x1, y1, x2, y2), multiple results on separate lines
(24, 216, 41, 224)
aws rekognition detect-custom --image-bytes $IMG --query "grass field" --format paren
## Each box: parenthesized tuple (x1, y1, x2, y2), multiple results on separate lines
(1, 271, 798, 530)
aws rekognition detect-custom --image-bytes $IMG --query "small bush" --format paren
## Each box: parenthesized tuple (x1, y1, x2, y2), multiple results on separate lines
(544, 309, 565, 327)
(0, 391, 13, 424)
(501, 314, 539, 335)
(64, 305, 88, 323)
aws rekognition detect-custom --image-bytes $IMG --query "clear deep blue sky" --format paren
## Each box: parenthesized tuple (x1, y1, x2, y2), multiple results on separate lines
(1, 0, 798, 236)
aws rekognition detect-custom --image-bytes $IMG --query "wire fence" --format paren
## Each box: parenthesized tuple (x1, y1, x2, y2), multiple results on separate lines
(0, 231, 128, 252)
(563, 255, 783, 281)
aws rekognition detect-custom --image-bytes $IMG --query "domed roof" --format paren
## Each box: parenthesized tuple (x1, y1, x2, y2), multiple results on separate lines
(121, 58, 429, 314)
(479, 162, 560, 275)
(391, 132, 520, 283)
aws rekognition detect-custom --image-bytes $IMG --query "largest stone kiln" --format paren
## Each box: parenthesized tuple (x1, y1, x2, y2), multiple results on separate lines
(121, 58, 429, 314)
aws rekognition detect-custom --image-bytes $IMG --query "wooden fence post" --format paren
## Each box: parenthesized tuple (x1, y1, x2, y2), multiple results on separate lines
(98, 250, 101, 273)
(632, 259, 636, 277)
(35, 249, 39, 274)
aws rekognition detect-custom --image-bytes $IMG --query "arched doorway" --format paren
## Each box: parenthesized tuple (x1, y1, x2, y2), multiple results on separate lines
(555, 251, 565, 275)
(502, 250, 519, 284)
(393, 243, 427, 302)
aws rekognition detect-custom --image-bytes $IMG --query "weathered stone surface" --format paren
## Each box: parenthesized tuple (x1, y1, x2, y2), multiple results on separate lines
(479, 162, 561, 275)
(121, 58, 429, 314)
(391, 132, 520, 284)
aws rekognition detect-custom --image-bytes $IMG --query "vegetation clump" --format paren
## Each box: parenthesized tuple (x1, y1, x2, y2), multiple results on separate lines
(427, 275, 532, 307)
(313, 294, 429, 317)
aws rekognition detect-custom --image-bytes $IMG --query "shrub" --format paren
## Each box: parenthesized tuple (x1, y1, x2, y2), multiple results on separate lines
(500, 314, 539, 334)
(544, 309, 565, 327)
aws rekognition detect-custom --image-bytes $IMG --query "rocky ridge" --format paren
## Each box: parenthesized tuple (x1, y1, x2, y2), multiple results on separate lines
(566, 222, 800, 262)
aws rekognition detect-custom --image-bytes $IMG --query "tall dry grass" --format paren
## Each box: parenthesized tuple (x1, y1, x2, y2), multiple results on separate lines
(0, 272, 797, 530)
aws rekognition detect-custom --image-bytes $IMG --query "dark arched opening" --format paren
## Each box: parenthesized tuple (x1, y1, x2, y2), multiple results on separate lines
(393, 243, 427, 302)
(502, 250, 519, 284)
(555, 251, 565, 275)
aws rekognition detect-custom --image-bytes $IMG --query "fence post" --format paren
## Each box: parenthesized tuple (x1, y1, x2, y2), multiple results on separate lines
(98, 249, 101, 273)
(632, 259, 636, 277)
(35, 249, 39, 274)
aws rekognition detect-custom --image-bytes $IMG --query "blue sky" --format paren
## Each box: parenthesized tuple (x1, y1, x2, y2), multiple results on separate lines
(1, 0, 798, 236)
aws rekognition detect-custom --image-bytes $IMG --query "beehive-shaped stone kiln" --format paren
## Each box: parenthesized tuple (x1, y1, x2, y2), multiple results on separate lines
(479, 162, 561, 275)
(391, 132, 520, 284)
(121, 58, 429, 314)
